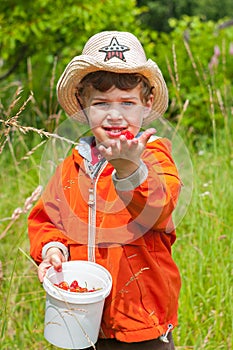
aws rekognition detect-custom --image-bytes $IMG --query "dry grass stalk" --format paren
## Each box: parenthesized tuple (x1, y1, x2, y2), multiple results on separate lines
(0, 133, 9, 155)
(0, 185, 43, 240)
(0, 117, 78, 146)
(172, 43, 180, 93)
(105, 267, 150, 308)
(49, 56, 58, 116)
(174, 99, 190, 135)
(0, 260, 2, 280)
(5, 86, 24, 117)
(20, 140, 47, 161)
(166, 45, 183, 112)
(183, 39, 202, 85)
(166, 56, 177, 92)
(0, 90, 34, 153)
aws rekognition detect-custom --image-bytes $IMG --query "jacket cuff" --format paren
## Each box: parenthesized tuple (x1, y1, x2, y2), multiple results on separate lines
(42, 242, 69, 260)
(112, 160, 148, 191)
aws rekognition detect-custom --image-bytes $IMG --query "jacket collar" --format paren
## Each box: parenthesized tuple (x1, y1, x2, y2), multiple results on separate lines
(74, 136, 107, 179)
(75, 136, 95, 162)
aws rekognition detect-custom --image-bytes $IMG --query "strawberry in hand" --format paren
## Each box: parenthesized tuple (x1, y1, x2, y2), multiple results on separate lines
(121, 130, 134, 140)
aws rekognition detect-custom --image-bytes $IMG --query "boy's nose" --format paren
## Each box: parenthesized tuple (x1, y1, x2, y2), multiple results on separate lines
(106, 107, 123, 121)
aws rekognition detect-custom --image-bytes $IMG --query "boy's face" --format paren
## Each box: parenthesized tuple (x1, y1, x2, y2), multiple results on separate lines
(85, 85, 154, 145)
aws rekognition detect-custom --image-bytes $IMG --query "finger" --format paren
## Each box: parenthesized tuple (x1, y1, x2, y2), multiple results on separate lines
(99, 141, 121, 159)
(38, 268, 45, 283)
(50, 253, 63, 272)
(119, 134, 128, 143)
(144, 127, 156, 137)
(38, 262, 49, 282)
(98, 145, 112, 158)
(98, 144, 106, 154)
(139, 128, 156, 144)
(98, 140, 115, 153)
(118, 136, 135, 152)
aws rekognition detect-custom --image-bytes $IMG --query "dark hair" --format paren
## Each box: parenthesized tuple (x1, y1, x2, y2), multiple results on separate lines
(76, 71, 153, 107)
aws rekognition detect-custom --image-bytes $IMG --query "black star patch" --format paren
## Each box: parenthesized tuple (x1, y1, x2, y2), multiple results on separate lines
(99, 37, 130, 62)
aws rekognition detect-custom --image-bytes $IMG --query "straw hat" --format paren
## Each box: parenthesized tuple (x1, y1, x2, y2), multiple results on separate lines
(57, 31, 168, 126)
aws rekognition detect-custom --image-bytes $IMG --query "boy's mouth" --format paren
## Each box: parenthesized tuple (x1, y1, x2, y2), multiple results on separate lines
(103, 126, 127, 137)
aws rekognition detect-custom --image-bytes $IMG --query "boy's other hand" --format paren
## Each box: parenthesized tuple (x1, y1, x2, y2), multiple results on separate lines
(38, 247, 66, 282)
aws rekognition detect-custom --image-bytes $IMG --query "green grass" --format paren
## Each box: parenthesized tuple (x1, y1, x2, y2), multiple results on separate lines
(173, 128, 233, 349)
(1, 93, 233, 349)
(1, 126, 232, 350)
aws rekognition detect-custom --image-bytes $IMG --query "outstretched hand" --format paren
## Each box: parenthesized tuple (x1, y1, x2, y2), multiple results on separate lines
(98, 128, 156, 178)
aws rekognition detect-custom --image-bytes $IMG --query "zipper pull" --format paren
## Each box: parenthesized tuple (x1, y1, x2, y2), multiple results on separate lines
(88, 188, 94, 206)
(159, 324, 173, 343)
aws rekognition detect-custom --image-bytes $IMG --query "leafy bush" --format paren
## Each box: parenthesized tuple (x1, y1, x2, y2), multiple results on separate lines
(151, 16, 233, 138)
(1, 3, 233, 138)
(0, 0, 142, 127)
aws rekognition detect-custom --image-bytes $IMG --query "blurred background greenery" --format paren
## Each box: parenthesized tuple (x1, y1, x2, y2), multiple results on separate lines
(0, 1, 232, 349)
(1, 0, 233, 136)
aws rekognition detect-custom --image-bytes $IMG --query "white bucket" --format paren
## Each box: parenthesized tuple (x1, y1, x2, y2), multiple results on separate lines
(43, 260, 112, 349)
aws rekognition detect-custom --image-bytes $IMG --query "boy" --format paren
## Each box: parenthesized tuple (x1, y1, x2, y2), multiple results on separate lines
(28, 31, 181, 349)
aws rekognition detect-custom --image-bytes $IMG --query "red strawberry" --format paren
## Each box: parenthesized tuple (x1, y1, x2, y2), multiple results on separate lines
(58, 281, 69, 291)
(121, 130, 134, 140)
(70, 280, 79, 289)
(77, 287, 88, 293)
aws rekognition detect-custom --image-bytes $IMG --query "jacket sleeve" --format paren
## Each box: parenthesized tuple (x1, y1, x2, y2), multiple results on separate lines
(112, 138, 181, 233)
(28, 165, 70, 264)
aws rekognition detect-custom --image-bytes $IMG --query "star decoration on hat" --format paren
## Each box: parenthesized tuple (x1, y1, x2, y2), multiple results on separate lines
(99, 37, 130, 62)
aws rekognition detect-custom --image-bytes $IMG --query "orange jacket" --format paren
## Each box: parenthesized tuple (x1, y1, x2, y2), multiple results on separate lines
(28, 136, 182, 342)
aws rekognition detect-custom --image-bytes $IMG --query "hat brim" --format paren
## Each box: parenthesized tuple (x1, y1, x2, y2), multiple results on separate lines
(57, 55, 168, 126)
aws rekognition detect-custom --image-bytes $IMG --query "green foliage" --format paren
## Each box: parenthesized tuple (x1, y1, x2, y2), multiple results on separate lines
(0, 0, 141, 75)
(172, 125, 233, 349)
(137, 0, 233, 32)
(0, 117, 232, 349)
(1, 1, 233, 138)
(152, 16, 233, 138)
(1, 3, 233, 348)
(0, 0, 142, 121)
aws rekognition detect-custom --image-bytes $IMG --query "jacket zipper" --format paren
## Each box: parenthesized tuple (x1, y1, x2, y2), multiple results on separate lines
(87, 159, 107, 262)
(88, 184, 95, 262)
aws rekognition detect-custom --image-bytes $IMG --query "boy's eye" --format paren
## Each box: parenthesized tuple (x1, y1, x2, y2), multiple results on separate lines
(91, 102, 111, 110)
(91, 101, 136, 109)
(92, 102, 109, 107)
(121, 101, 136, 108)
